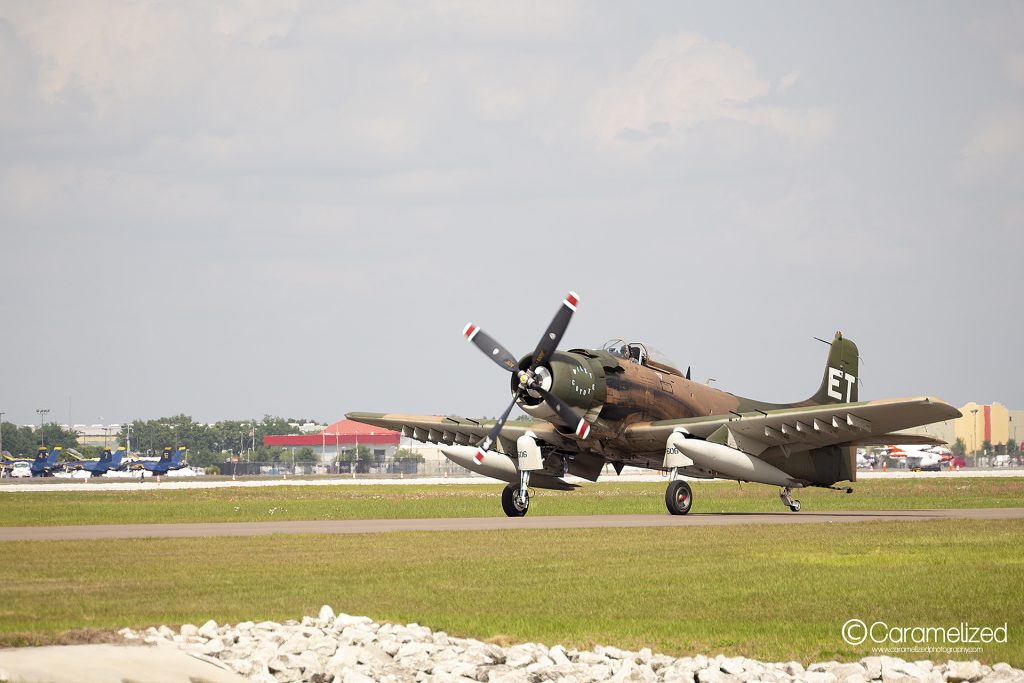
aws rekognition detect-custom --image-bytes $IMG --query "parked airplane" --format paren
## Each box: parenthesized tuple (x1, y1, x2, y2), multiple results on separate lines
(63, 447, 127, 476)
(27, 447, 63, 476)
(349, 292, 960, 516)
(885, 444, 952, 471)
(137, 447, 187, 476)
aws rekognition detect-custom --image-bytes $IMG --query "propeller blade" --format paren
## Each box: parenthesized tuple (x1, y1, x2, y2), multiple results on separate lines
(475, 390, 522, 462)
(535, 386, 591, 439)
(529, 291, 579, 370)
(463, 323, 520, 373)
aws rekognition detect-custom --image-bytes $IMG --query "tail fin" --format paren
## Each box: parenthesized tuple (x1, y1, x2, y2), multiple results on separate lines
(100, 449, 113, 465)
(159, 447, 173, 463)
(109, 448, 125, 468)
(47, 447, 62, 466)
(809, 331, 859, 405)
(171, 447, 186, 466)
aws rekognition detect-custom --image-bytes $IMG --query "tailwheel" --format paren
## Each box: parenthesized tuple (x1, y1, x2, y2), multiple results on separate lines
(779, 486, 801, 512)
(501, 483, 529, 517)
(665, 479, 693, 515)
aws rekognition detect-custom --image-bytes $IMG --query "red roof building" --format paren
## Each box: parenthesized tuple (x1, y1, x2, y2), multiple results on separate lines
(263, 419, 399, 448)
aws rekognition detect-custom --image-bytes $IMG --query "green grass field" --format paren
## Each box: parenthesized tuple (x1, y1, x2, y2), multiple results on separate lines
(1, 520, 1021, 664)
(1, 477, 1022, 526)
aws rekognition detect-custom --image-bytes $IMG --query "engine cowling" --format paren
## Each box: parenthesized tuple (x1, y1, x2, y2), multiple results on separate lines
(513, 351, 606, 427)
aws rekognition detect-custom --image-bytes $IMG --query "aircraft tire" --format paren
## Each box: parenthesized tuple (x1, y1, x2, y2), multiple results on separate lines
(501, 483, 529, 517)
(790, 500, 801, 512)
(665, 480, 693, 515)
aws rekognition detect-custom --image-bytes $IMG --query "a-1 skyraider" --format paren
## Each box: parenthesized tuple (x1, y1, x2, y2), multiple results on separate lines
(349, 293, 960, 517)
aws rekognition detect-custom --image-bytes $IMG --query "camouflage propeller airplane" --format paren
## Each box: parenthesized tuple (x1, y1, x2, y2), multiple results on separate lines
(349, 292, 961, 517)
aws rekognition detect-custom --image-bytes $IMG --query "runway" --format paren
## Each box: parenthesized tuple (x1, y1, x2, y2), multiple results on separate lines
(2, 468, 1022, 493)
(2, 507, 1021, 541)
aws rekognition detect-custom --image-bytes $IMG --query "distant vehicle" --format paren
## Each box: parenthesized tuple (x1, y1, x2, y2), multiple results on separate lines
(138, 447, 188, 476)
(10, 461, 32, 478)
(76, 447, 127, 476)
(856, 449, 878, 469)
(886, 444, 952, 472)
(15, 447, 65, 477)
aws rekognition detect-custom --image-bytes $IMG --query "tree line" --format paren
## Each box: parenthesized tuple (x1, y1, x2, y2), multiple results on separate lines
(0, 423, 82, 457)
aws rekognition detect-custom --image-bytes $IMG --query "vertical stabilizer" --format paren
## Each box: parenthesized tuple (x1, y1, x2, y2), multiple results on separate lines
(809, 332, 859, 405)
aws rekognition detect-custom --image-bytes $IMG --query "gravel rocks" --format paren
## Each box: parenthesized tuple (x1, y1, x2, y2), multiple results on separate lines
(116, 607, 1023, 683)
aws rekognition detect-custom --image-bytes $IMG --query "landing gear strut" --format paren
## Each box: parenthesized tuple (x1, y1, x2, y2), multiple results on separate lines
(665, 477, 693, 515)
(779, 487, 801, 512)
(502, 472, 530, 517)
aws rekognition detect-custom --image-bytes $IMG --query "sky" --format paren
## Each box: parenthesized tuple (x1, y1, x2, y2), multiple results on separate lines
(1, 1, 1022, 427)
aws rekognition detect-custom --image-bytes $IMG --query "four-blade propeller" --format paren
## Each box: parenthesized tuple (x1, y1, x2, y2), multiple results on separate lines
(463, 292, 591, 462)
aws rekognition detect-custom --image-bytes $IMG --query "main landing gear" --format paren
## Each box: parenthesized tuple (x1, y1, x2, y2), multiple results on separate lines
(665, 478, 693, 515)
(502, 471, 530, 517)
(779, 487, 801, 512)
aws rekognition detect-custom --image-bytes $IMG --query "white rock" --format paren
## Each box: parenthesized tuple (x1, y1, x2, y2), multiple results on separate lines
(809, 661, 840, 672)
(505, 646, 536, 669)
(223, 658, 254, 676)
(803, 672, 838, 683)
(197, 619, 219, 640)
(549, 644, 571, 667)
(318, 604, 336, 623)
(783, 661, 806, 676)
(720, 656, 746, 675)
(695, 668, 737, 683)
(662, 671, 696, 683)
(946, 660, 984, 682)
(830, 662, 867, 682)
(199, 637, 225, 655)
(840, 675, 867, 683)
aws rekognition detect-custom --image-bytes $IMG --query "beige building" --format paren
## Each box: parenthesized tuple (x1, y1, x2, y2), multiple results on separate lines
(896, 402, 1021, 454)
(954, 402, 1010, 454)
(1011, 411, 1024, 448)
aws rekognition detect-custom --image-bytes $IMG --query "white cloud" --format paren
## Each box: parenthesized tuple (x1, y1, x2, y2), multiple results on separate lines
(959, 108, 1024, 189)
(585, 31, 833, 153)
(1006, 51, 1024, 88)
(965, 108, 1024, 159)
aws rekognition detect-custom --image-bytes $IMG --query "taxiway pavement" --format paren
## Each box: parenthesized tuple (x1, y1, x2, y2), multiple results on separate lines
(2, 507, 1021, 541)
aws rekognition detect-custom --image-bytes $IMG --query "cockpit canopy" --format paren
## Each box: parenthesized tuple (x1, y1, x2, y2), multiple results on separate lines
(600, 339, 686, 377)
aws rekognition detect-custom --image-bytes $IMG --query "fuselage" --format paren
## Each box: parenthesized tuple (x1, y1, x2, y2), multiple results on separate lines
(516, 346, 856, 484)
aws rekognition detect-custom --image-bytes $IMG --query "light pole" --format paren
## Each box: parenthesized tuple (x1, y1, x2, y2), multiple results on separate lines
(0, 411, 5, 455)
(971, 408, 979, 461)
(36, 408, 50, 447)
(125, 423, 132, 454)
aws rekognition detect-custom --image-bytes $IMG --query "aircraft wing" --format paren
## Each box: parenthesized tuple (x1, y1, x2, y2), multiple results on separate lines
(345, 412, 573, 453)
(622, 396, 961, 455)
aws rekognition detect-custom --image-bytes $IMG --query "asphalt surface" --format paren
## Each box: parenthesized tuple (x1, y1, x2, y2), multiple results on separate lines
(2, 507, 1022, 541)
(2, 468, 1022, 492)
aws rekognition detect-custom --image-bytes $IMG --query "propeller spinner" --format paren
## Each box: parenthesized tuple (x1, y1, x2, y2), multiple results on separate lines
(463, 292, 591, 460)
